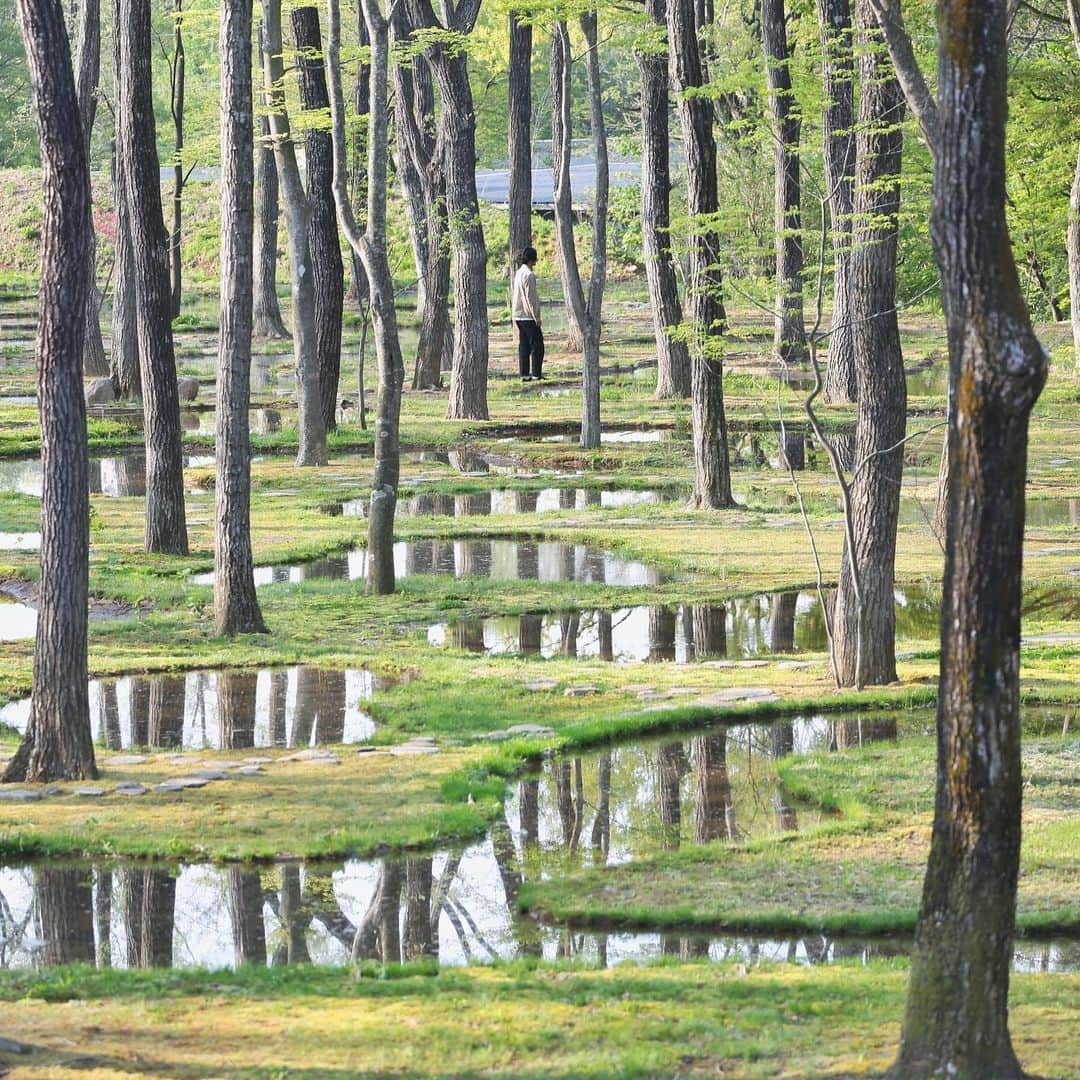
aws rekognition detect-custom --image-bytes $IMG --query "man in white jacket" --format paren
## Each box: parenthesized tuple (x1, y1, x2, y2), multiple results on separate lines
(511, 247, 544, 381)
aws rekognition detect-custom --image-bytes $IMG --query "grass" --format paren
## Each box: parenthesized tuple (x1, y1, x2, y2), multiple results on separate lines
(0, 960, 1076, 1078)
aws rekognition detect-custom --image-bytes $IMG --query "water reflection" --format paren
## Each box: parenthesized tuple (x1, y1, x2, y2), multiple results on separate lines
(0, 599, 37, 642)
(0, 666, 381, 748)
(191, 541, 665, 588)
(0, 453, 220, 498)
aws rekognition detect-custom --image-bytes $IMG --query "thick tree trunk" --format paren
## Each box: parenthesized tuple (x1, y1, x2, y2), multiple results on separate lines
(215, 0, 268, 637)
(892, 0, 1048, 1073)
(819, 0, 857, 401)
(109, 141, 141, 398)
(507, 11, 532, 276)
(3, 0, 96, 784)
(761, 0, 807, 364)
(668, 0, 734, 507)
(116, 0, 189, 554)
(638, 0, 690, 399)
(253, 111, 290, 339)
(168, 0, 186, 318)
(74, 0, 107, 377)
(391, 5, 448, 389)
(293, 4, 345, 433)
(832, 0, 906, 688)
(261, 0, 328, 466)
(327, 0, 405, 594)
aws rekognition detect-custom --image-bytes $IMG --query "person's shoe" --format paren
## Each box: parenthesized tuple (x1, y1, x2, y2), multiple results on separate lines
(534, 373, 545, 380)
(521, 375, 533, 382)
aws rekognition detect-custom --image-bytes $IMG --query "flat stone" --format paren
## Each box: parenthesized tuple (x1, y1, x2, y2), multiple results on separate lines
(506, 723, 556, 737)
(192, 769, 232, 781)
(155, 777, 211, 792)
(199, 759, 234, 770)
(279, 748, 340, 763)
(776, 661, 813, 670)
(74, 786, 107, 797)
(0, 1035, 31, 1054)
(0, 789, 42, 802)
(354, 745, 378, 754)
(389, 744, 438, 756)
(114, 783, 148, 796)
(40, 786, 63, 798)
(108, 754, 149, 766)
(701, 660, 770, 670)
(522, 679, 558, 693)
(232, 765, 263, 776)
(564, 684, 599, 698)
(243, 757, 274, 765)
(693, 687, 779, 707)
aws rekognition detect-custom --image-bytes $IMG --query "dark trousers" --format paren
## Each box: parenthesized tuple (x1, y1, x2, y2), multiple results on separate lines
(516, 320, 544, 378)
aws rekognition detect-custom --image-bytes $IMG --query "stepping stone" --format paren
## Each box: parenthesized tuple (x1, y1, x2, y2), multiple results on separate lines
(155, 777, 210, 792)
(199, 760, 234, 770)
(354, 745, 378, 754)
(74, 787, 107, 798)
(40, 786, 63, 798)
(193, 770, 232, 781)
(0, 1035, 30, 1054)
(777, 661, 813, 670)
(114, 783, 148, 796)
(701, 660, 770, 670)
(693, 687, 779, 707)
(0, 789, 42, 802)
(108, 754, 148, 766)
(564, 684, 599, 698)
(232, 765, 263, 776)
(244, 757, 274, 765)
(389, 742, 438, 756)
(506, 723, 555, 738)
(279, 749, 340, 763)
(522, 679, 558, 693)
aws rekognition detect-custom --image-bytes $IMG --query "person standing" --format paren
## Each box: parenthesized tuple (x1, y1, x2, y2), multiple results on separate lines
(512, 246, 544, 381)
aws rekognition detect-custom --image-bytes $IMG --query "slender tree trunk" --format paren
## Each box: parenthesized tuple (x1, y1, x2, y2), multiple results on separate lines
(116, 0, 189, 553)
(215, 0, 267, 637)
(1067, 0, 1080, 368)
(168, 0, 186, 318)
(261, 0, 328, 466)
(327, 0, 405, 594)
(74, 0, 107, 377)
(413, 0, 489, 420)
(391, 4, 448, 389)
(109, 138, 141, 397)
(892, 0, 1048, 1072)
(293, 4, 345, 433)
(347, 7, 370, 305)
(3, 0, 97, 783)
(832, 0, 906, 688)
(508, 10, 532, 276)
(668, 0, 734, 507)
(638, 0, 690, 399)
(819, 0, 857, 401)
(253, 110, 290, 338)
(761, 0, 807, 363)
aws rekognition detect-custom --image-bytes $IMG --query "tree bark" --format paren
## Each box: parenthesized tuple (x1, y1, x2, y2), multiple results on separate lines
(412, 0, 489, 421)
(116, 0, 189, 553)
(109, 139, 141, 398)
(1066, 0, 1080, 368)
(892, 0, 1048, 1072)
(507, 10, 532, 277)
(168, 0, 186, 318)
(819, 0, 857, 401)
(668, 0, 734, 507)
(253, 109, 290, 338)
(261, 0, 328, 466)
(637, 0, 691, 399)
(293, 4, 345, 433)
(327, 0, 405, 594)
(3, 0, 96, 784)
(832, 0, 906, 688)
(761, 0, 807, 364)
(215, 0, 268, 637)
(73, 0, 107, 377)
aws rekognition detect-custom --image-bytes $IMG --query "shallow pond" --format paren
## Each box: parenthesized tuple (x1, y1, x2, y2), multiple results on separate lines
(0, 453, 221, 498)
(0, 666, 382, 749)
(191, 540, 666, 588)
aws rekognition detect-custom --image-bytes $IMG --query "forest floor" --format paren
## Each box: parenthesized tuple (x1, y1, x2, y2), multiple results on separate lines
(0, 275, 1077, 1076)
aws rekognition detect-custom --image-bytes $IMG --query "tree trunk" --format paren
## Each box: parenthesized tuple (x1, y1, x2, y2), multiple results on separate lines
(292, 4, 345, 433)
(168, 0, 186, 318)
(638, 0, 691, 399)
(109, 140, 141, 398)
(253, 111, 290, 338)
(73, 0, 107, 377)
(391, 4, 448, 390)
(327, 0, 405, 594)
(832, 0, 905, 688)
(668, 0, 734, 507)
(761, 0, 807, 364)
(507, 10, 532, 276)
(261, 0, 328, 466)
(413, 0, 489, 421)
(892, 0, 1048, 1072)
(820, 0, 857, 401)
(3, 0, 96, 784)
(215, 0, 268, 637)
(116, 0, 189, 554)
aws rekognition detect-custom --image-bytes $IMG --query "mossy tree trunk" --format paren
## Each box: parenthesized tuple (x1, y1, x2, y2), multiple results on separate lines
(892, 0, 1049, 1073)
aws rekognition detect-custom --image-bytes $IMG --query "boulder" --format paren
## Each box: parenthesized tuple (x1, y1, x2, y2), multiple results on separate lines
(177, 376, 200, 401)
(85, 377, 116, 406)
